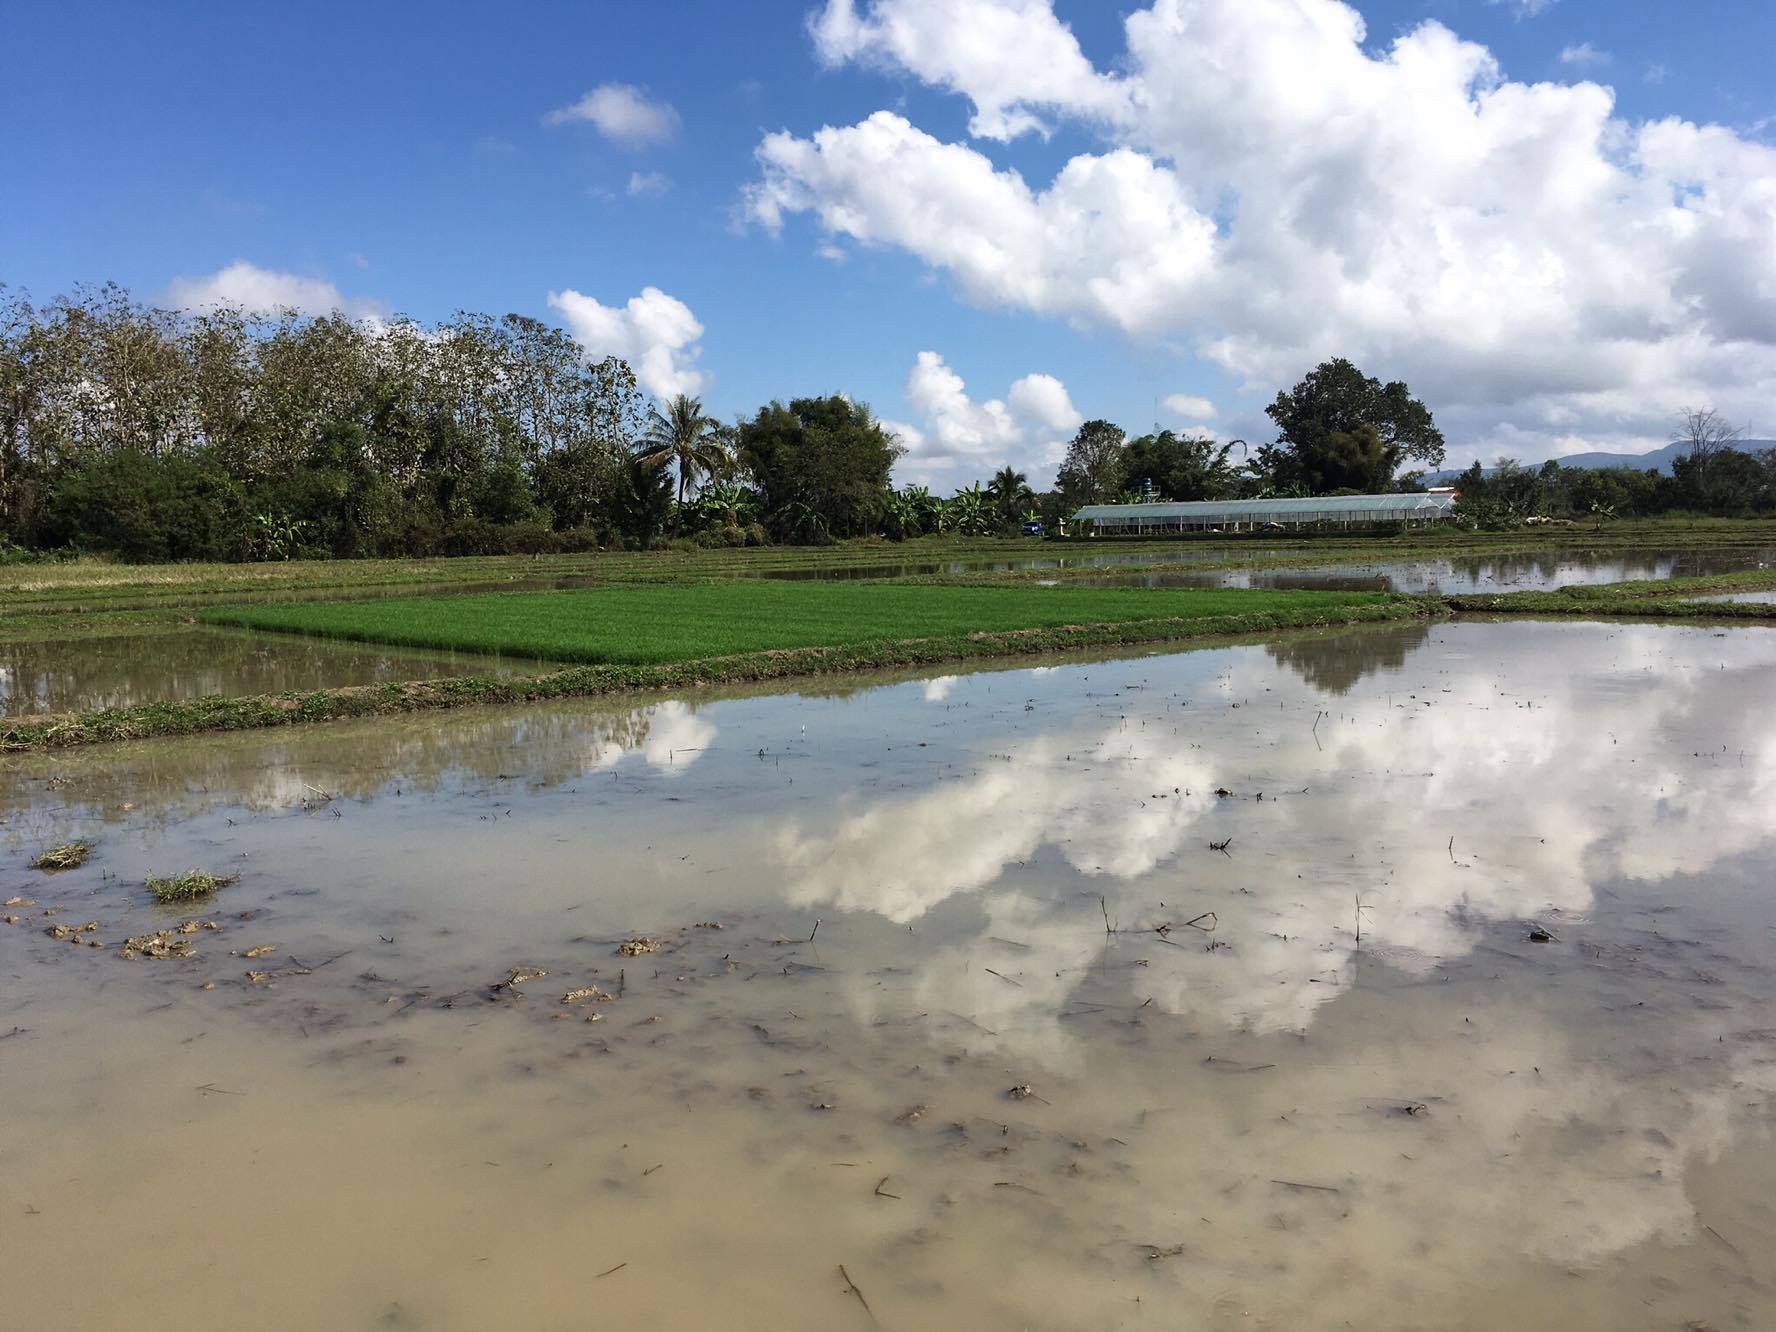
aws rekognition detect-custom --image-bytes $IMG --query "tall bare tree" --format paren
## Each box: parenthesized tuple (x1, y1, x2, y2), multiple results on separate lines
(1675, 407, 1744, 508)
(1675, 407, 1742, 461)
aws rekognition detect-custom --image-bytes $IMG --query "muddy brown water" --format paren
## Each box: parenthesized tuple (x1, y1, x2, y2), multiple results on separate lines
(3, 620, 1775, 1330)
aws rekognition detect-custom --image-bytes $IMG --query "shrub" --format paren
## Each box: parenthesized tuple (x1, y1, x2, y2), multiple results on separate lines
(35, 449, 248, 561)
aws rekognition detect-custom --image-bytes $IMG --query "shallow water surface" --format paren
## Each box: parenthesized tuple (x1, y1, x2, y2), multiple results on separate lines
(1081, 545, 1776, 594)
(3, 621, 1774, 1330)
(1684, 589, 1776, 606)
(0, 627, 542, 716)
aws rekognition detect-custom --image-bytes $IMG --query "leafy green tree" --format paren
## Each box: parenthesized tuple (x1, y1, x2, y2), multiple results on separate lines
(1675, 448, 1773, 514)
(635, 394, 730, 528)
(533, 439, 618, 531)
(737, 396, 901, 542)
(614, 453, 674, 548)
(1121, 430, 1235, 501)
(1055, 419, 1126, 504)
(1033, 489, 1071, 529)
(265, 420, 400, 556)
(1264, 359, 1444, 494)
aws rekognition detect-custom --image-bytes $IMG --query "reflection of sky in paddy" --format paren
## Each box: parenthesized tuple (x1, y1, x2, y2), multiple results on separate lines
(775, 622, 1772, 1034)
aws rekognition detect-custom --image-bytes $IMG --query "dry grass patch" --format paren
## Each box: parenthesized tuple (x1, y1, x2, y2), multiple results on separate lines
(32, 842, 91, 872)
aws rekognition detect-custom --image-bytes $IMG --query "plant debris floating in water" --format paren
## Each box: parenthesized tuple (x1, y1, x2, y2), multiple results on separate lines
(616, 937, 664, 957)
(562, 985, 615, 1004)
(148, 871, 237, 904)
(32, 842, 91, 872)
(120, 931, 197, 960)
(490, 966, 548, 997)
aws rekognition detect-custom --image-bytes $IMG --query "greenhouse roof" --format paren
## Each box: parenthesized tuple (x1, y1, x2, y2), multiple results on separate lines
(1073, 493, 1458, 522)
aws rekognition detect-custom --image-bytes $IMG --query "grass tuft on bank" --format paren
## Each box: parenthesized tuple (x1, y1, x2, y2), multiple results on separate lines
(202, 583, 1398, 665)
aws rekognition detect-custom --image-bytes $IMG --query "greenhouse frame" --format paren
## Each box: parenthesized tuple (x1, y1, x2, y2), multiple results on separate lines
(1071, 493, 1459, 534)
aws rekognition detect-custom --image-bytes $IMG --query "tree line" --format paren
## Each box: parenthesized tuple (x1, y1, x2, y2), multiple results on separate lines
(1, 283, 1768, 563)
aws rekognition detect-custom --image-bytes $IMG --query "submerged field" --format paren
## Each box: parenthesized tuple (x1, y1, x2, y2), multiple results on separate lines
(5, 620, 1775, 1329)
(3, 517, 1772, 641)
(205, 583, 1397, 665)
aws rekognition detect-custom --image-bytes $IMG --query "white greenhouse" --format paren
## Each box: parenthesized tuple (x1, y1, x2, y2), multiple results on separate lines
(1072, 493, 1458, 534)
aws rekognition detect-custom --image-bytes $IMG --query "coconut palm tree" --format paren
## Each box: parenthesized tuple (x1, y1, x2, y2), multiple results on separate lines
(635, 394, 732, 530)
(985, 465, 1033, 529)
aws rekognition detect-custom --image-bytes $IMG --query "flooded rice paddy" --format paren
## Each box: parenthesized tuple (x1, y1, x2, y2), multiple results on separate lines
(3, 620, 1775, 1329)
(0, 627, 546, 717)
(757, 544, 1776, 594)
(7, 545, 1773, 720)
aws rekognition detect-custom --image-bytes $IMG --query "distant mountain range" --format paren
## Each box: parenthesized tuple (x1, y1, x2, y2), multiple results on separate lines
(1428, 439, 1775, 484)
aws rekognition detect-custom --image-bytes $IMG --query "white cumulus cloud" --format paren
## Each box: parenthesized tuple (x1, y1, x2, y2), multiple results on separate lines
(883, 351, 1081, 486)
(754, 0, 1776, 466)
(1007, 371, 1083, 432)
(546, 286, 706, 399)
(544, 83, 680, 148)
(810, 0, 1131, 140)
(164, 261, 382, 319)
(1162, 392, 1216, 419)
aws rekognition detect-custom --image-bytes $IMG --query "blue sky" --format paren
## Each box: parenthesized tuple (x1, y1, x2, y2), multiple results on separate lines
(5, 0, 1775, 486)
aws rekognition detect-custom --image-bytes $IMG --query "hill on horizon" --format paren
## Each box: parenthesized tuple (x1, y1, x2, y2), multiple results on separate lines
(1429, 439, 1775, 484)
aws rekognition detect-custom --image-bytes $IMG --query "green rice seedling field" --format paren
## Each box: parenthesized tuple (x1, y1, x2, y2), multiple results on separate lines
(207, 582, 1398, 666)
